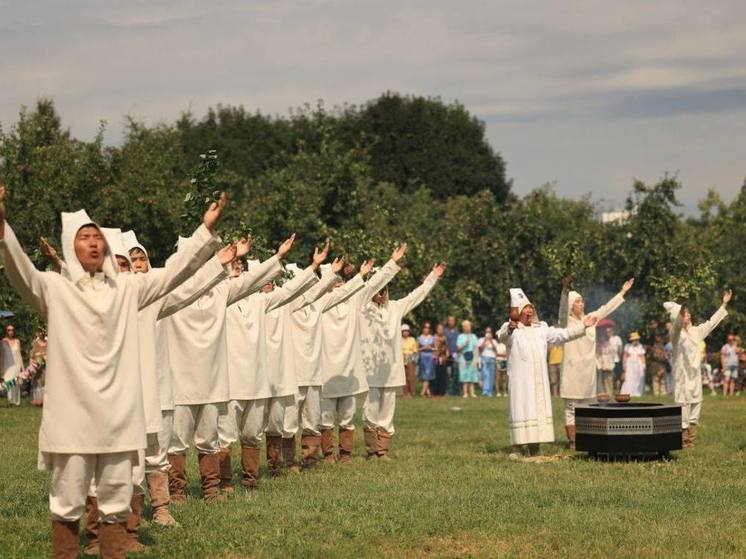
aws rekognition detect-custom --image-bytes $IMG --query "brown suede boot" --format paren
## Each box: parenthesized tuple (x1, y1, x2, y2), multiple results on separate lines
(363, 427, 378, 460)
(167, 453, 188, 505)
(377, 429, 392, 461)
(82, 496, 100, 556)
(198, 452, 226, 503)
(689, 424, 698, 447)
(218, 447, 235, 493)
(338, 428, 354, 464)
(300, 434, 321, 469)
(52, 519, 79, 559)
(146, 471, 178, 526)
(320, 429, 336, 464)
(282, 436, 301, 474)
(240, 445, 261, 488)
(266, 435, 283, 476)
(682, 428, 692, 449)
(124, 494, 147, 552)
(566, 425, 576, 450)
(99, 522, 128, 559)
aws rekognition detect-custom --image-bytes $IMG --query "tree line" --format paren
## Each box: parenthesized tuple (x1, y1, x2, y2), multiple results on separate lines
(0, 93, 743, 349)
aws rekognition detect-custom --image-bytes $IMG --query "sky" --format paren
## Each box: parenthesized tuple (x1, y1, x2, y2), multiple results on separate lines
(2, 0, 745, 213)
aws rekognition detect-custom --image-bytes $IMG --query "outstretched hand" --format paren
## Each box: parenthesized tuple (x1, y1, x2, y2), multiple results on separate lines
(360, 259, 374, 278)
(203, 192, 227, 233)
(432, 262, 447, 278)
(723, 289, 733, 305)
(583, 315, 598, 328)
(391, 243, 408, 263)
(218, 243, 238, 265)
(236, 237, 252, 258)
(331, 257, 344, 274)
(621, 277, 635, 294)
(312, 239, 330, 269)
(277, 234, 296, 259)
(39, 237, 59, 260)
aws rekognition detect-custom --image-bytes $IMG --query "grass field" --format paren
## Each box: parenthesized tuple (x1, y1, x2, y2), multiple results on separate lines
(2, 394, 746, 558)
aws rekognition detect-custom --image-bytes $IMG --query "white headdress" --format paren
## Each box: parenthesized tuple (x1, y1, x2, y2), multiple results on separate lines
(60, 210, 118, 282)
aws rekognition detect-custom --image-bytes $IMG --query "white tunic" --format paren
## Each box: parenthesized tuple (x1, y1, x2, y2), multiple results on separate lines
(671, 306, 727, 405)
(320, 260, 400, 399)
(559, 291, 625, 399)
(498, 320, 585, 445)
(362, 271, 439, 388)
(289, 269, 362, 387)
(1, 338, 23, 382)
(165, 255, 283, 406)
(0, 221, 216, 463)
(265, 266, 320, 398)
(226, 265, 317, 401)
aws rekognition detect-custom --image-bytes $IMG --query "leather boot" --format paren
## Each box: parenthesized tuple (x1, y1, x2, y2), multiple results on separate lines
(338, 428, 354, 464)
(363, 427, 378, 460)
(266, 435, 283, 476)
(240, 445, 261, 488)
(682, 428, 692, 449)
(689, 424, 698, 447)
(82, 496, 100, 555)
(198, 452, 226, 503)
(377, 429, 392, 461)
(320, 429, 336, 464)
(218, 447, 235, 493)
(167, 453, 188, 505)
(124, 494, 147, 552)
(566, 425, 576, 450)
(146, 471, 178, 526)
(300, 434, 321, 469)
(51, 519, 79, 559)
(99, 522, 128, 559)
(282, 436, 301, 474)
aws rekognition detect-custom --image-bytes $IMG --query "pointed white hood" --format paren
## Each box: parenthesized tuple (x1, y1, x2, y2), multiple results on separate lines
(663, 301, 682, 321)
(60, 210, 118, 282)
(121, 230, 148, 262)
(101, 227, 131, 268)
(567, 290, 583, 318)
(510, 288, 531, 312)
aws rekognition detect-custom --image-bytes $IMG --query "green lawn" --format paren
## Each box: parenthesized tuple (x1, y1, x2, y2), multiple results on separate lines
(2, 394, 746, 558)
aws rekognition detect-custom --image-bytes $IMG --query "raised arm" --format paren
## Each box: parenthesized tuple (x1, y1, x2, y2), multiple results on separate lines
(693, 291, 730, 340)
(547, 314, 597, 346)
(265, 265, 319, 312)
(393, 263, 446, 318)
(589, 278, 634, 320)
(558, 275, 570, 328)
(295, 256, 343, 310)
(226, 235, 293, 305)
(134, 193, 227, 309)
(0, 187, 48, 314)
(158, 247, 234, 319)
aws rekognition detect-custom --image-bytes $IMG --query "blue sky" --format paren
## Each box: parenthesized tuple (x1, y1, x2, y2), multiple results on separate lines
(2, 0, 745, 212)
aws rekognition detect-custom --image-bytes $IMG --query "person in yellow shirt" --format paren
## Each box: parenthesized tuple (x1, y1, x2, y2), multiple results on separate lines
(547, 341, 563, 397)
(401, 324, 419, 398)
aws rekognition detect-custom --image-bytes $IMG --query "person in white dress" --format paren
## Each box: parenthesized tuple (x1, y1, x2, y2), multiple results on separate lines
(1, 323, 24, 406)
(558, 277, 634, 449)
(665, 291, 731, 448)
(497, 288, 597, 456)
(621, 332, 646, 396)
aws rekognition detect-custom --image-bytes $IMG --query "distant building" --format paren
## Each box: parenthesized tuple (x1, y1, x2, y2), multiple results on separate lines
(601, 210, 632, 225)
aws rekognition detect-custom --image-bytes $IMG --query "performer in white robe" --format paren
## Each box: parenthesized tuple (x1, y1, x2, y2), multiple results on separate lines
(164, 237, 282, 504)
(558, 277, 633, 448)
(0, 185, 223, 558)
(497, 288, 596, 455)
(280, 254, 367, 471)
(318, 244, 407, 463)
(361, 263, 445, 459)
(665, 291, 730, 448)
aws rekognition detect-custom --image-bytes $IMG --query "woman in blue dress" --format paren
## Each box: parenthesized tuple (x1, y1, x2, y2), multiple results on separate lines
(457, 320, 479, 398)
(417, 322, 436, 397)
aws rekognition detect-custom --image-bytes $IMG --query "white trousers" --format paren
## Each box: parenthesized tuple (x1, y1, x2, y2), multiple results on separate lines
(363, 387, 398, 434)
(681, 401, 702, 428)
(218, 398, 269, 448)
(145, 410, 174, 473)
(563, 398, 595, 426)
(295, 386, 321, 436)
(266, 395, 297, 438)
(169, 403, 225, 454)
(49, 452, 135, 523)
(320, 394, 361, 431)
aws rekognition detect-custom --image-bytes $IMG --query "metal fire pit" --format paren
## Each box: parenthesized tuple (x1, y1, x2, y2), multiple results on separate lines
(575, 403, 682, 457)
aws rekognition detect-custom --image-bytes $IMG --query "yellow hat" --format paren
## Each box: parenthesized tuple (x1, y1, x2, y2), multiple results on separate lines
(629, 331, 640, 341)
